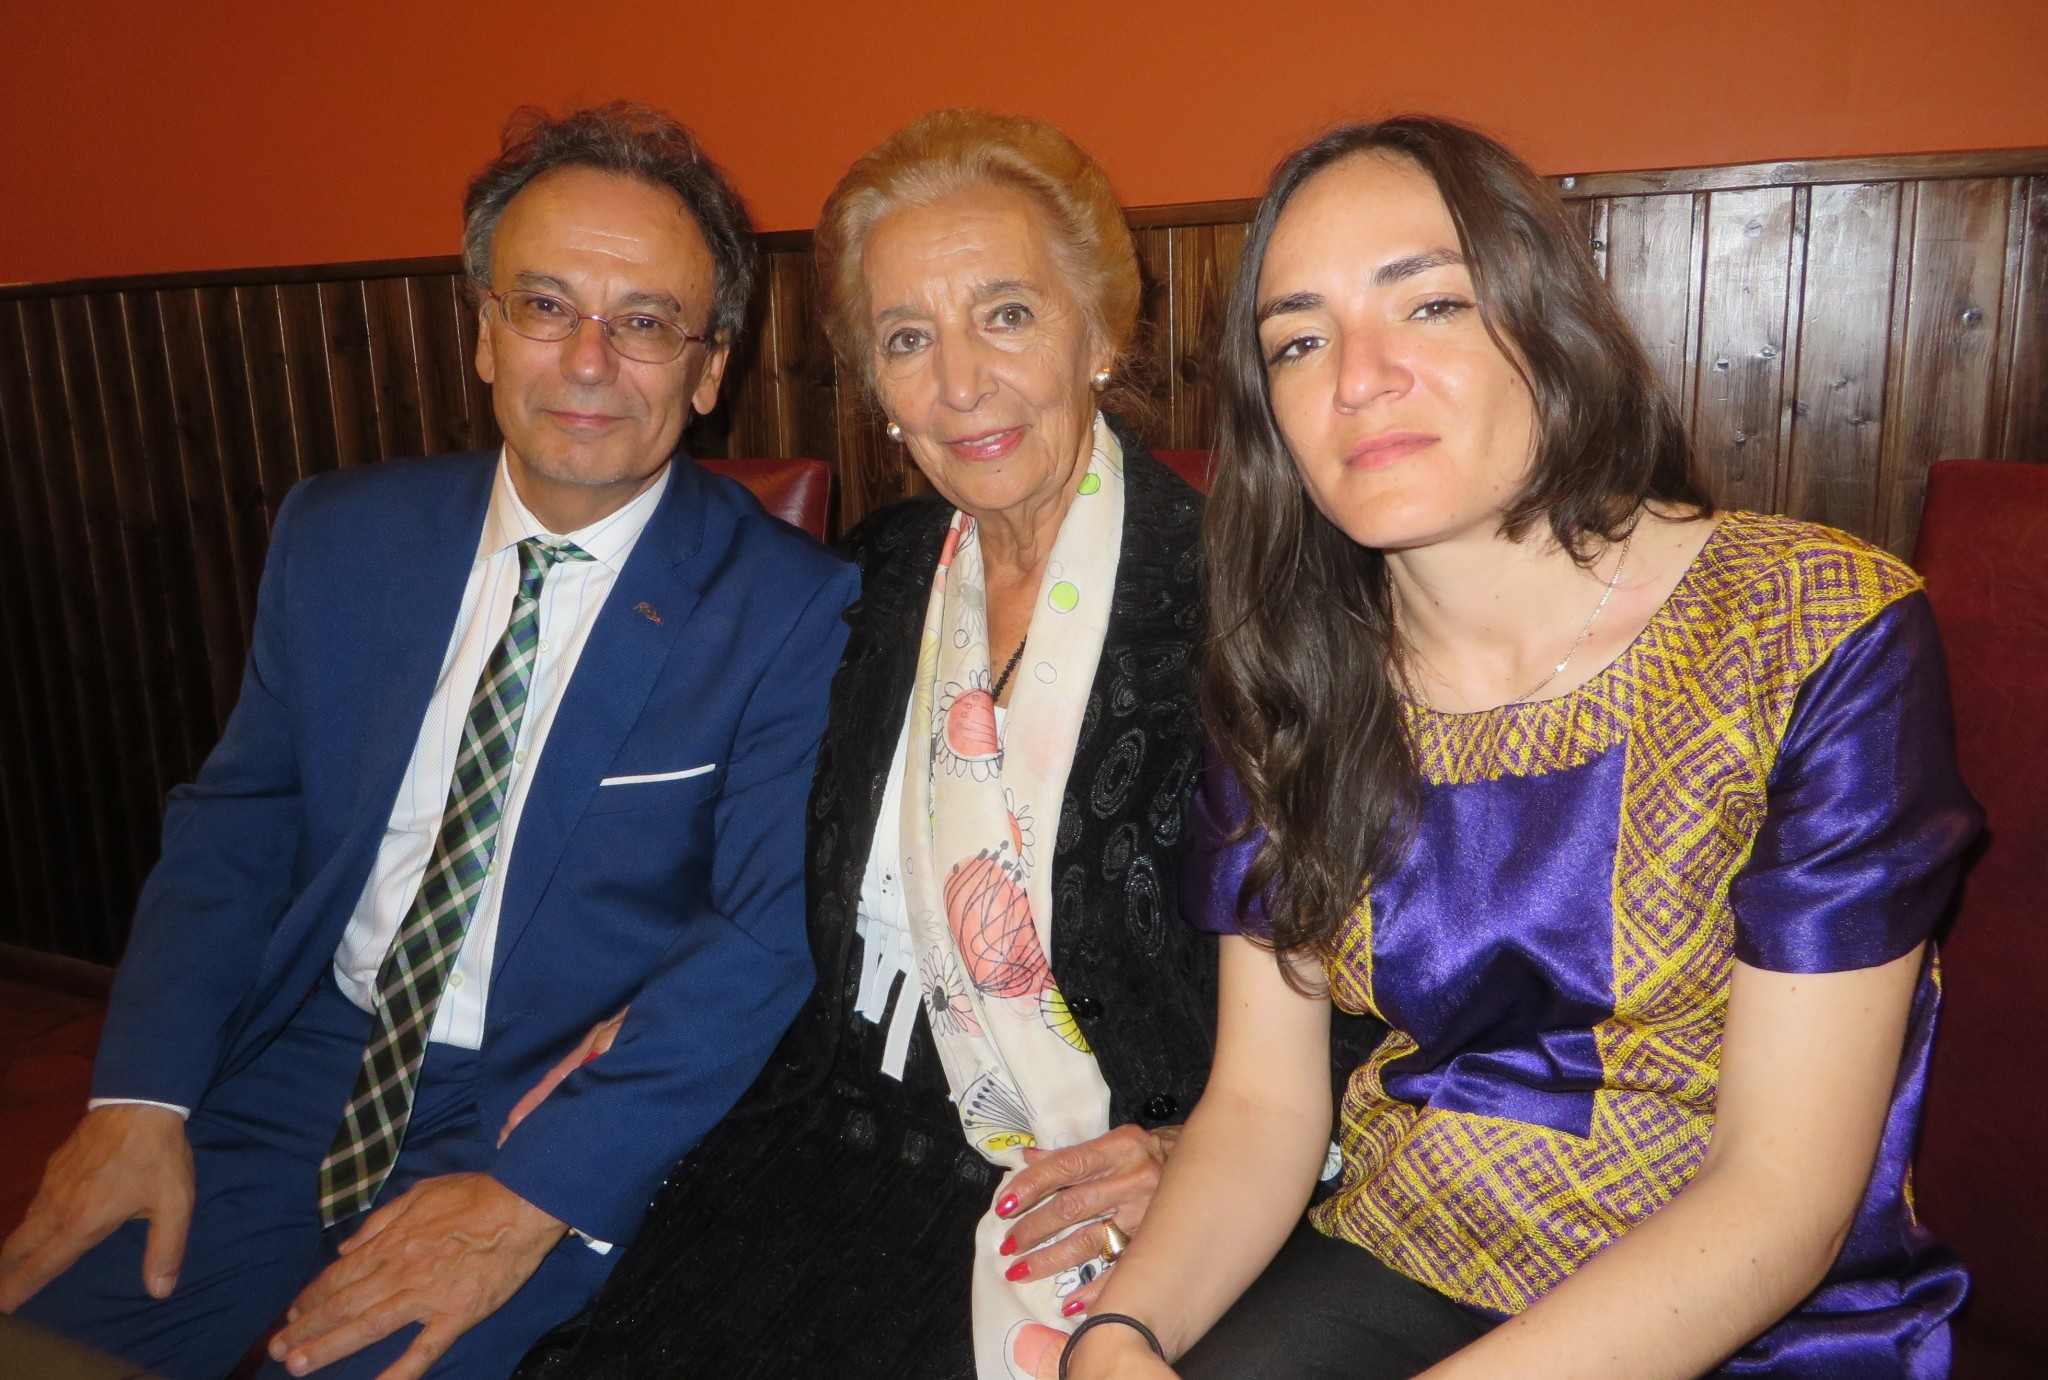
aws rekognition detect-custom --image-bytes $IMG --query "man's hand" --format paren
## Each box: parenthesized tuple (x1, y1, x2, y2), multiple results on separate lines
(268, 1172, 567, 1380)
(0, 1104, 194, 1311)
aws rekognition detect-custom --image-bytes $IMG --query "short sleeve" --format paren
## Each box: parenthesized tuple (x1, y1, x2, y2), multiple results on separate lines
(1730, 592, 1982, 972)
(1180, 745, 1276, 937)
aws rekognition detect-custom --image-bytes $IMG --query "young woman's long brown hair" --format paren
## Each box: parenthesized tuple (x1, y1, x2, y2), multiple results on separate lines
(1203, 117, 1711, 961)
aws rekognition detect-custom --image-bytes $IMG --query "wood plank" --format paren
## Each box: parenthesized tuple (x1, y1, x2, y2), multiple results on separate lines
(0, 305, 62, 948)
(77, 294, 182, 913)
(364, 276, 427, 459)
(1690, 187, 1796, 513)
(156, 288, 251, 730)
(1127, 226, 1175, 454)
(1995, 177, 2048, 463)
(12, 298, 123, 954)
(1163, 223, 1245, 450)
(317, 280, 383, 468)
(412, 274, 480, 457)
(1782, 181, 1903, 542)
(236, 285, 307, 517)
(114, 290, 215, 782)
(1560, 148, 2048, 201)
(1603, 193, 1702, 419)
(192, 286, 270, 636)
(1878, 179, 2012, 553)
(451, 282, 499, 456)
(276, 281, 340, 480)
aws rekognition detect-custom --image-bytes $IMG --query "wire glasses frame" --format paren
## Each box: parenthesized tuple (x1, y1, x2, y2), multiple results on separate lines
(484, 288, 708, 364)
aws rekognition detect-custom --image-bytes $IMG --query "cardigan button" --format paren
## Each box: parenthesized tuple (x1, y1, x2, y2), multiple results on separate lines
(1067, 995, 1103, 1020)
(1142, 1093, 1179, 1121)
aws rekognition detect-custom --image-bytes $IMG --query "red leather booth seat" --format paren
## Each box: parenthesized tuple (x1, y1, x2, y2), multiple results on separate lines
(1911, 460, 2048, 1378)
(699, 458, 831, 541)
(1154, 448, 1213, 494)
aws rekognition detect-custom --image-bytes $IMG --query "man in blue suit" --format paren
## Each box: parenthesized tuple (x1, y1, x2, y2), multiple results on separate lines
(0, 104, 856, 1380)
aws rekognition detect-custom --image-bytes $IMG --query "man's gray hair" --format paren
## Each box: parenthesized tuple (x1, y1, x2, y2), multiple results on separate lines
(462, 102, 757, 347)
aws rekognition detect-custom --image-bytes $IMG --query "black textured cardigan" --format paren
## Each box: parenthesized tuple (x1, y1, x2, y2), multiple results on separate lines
(746, 428, 1219, 1131)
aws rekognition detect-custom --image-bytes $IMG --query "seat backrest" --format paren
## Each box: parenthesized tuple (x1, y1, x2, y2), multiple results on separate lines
(1153, 449, 1213, 494)
(1910, 459, 2048, 1360)
(699, 458, 832, 542)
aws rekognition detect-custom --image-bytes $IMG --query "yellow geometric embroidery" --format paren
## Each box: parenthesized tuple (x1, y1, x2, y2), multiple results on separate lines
(1312, 513, 1921, 1314)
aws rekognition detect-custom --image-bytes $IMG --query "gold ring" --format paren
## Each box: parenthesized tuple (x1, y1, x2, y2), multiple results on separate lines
(1098, 1220, 1132, 1264)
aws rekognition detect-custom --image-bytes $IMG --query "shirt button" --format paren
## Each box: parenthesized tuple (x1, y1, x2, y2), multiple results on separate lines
(449, 972, 466, 990)
(1143, 1093, 1179, 1121)
(538, 639, 552, 653)
(514, 750, 528, 765)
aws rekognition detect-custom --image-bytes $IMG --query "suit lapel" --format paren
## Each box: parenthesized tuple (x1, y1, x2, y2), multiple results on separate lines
(490, 459, 707, 970)
(352, 459, 496, 823)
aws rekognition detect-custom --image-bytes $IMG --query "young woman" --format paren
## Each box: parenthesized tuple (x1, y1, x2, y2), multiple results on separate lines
(1063, 118, 1978, 1380)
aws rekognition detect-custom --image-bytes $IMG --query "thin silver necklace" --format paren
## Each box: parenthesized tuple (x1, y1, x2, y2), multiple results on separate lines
(1404, 530, 1635, 712)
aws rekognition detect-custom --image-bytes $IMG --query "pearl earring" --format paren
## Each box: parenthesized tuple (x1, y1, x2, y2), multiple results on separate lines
(886, 421, 904, 443)
(1090, 367, 1112, 391)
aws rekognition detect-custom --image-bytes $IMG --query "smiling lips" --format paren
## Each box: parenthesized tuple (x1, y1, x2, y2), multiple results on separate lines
(545, 408, 627, 430)
(946, 427, 1026, 463)
(1343, 430, 1438, 470)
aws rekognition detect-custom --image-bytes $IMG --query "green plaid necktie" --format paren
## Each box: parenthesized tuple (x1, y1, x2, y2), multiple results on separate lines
(317, 537, 594, 1226)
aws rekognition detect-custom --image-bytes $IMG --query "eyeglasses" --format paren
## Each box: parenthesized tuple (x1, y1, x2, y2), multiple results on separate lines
(485, 288, 707, 364)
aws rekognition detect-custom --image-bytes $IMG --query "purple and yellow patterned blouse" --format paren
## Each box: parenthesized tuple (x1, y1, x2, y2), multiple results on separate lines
(1187, 513, 1981, 1377)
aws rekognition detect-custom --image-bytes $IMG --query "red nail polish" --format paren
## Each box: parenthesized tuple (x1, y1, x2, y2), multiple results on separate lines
(999, 1235, 1016, 1256)
(1005, 1260, 1030, 1281)
(1062, 1297, 1086, 1318)
(996, 1193, 1020, 1218)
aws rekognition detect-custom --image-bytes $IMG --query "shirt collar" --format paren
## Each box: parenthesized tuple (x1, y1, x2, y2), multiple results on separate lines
(479, 447, 672, 571)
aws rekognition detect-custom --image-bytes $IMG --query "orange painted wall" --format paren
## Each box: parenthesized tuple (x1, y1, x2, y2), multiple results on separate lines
(4, 0, 2046, 286)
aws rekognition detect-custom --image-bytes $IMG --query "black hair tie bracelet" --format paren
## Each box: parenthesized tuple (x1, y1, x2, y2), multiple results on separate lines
(1058, 1313, 1166, 1379)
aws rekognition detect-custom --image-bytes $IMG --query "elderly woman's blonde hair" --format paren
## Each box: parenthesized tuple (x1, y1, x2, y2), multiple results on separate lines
(815, 110, 1143, 400)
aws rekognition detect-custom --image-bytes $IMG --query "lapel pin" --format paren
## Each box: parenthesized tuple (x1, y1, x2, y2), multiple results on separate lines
(633, 601, 663, 625)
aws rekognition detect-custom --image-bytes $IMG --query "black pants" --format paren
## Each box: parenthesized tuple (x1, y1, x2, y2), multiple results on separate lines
(1175, 1224, 1496, 1380)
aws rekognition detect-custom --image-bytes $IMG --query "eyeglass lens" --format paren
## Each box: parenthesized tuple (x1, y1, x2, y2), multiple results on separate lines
(499, 290, 692, 363)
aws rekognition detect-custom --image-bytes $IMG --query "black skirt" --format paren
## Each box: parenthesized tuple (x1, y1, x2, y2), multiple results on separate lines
(516, 1008, 996, 1379)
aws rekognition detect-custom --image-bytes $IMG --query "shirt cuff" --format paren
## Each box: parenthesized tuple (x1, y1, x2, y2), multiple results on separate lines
(87, 1097, 191, 1119)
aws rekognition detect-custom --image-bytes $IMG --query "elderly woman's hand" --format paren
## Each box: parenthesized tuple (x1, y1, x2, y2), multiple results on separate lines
(996, 1122, 1182, 1312)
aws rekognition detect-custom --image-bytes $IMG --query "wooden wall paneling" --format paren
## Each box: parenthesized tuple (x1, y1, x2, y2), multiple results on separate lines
(1780, 182, 1903, 539)
(1128, 226, 1175, 453)
(1877, 179, 2012, 553)
(156, 288, 253, 730)
(832, 373, 907, 530)
(1161, 223, 1246, 451)
(11, 298, 123, 956)
(449, 282, 501, 459)
(1994, 176, 2047, 462)
(72, 293, 182, 926)
(118, 290, 225, 769)
(363, 276, 427, 460)
(192, 285, 272, 638)
(237, 285, 311, 515)
(276, 282, 341, 481)
(1603, 192, 1704, 411)
(0, 306, 62, 950)
(317, 280, 385, 468)
(1689, 187, 1797, 516)
(723, 249, 807, 461)
(411, 274, 482, 460)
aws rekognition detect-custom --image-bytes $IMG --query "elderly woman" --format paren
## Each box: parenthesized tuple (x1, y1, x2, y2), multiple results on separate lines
(516, 110, 1303, 1380)
(1063, 118, 1979, 1380)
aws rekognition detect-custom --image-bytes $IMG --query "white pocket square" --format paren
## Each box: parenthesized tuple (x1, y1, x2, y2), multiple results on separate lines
(599, 764, 715, 787)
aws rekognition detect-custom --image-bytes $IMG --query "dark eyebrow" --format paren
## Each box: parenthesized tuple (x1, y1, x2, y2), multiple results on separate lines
(1372, 248, 1465, 286)
(1256, 291, 1324, 325)
(1256, 249, 1469, 324)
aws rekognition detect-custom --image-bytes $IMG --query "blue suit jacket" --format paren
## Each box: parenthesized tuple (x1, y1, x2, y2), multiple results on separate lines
(92, 449, 858, 1244)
